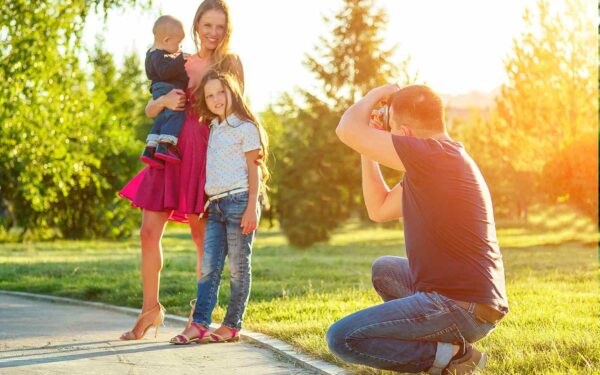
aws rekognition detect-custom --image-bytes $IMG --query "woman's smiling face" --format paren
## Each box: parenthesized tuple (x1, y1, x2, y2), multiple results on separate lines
(196, 9, 227, 51)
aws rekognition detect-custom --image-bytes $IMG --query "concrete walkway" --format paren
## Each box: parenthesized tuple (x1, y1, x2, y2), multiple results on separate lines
(0, 294, 314, 375)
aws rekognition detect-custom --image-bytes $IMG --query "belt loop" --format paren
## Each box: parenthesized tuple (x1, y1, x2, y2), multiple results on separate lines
(468, 302, 476, 314)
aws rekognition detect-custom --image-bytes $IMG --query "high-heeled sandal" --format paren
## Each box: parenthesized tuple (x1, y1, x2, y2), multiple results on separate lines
(208, 326, 240, 343)
(120, 303, 165, 340)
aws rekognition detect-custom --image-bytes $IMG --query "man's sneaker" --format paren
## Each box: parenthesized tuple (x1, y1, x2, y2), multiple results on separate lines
(154, 142, 181, 164)
(140, 146, 165, 169)
(443, 344, 487, 374)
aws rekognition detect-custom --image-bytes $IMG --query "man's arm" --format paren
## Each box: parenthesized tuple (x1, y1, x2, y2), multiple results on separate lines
(336, 84, 405, 172)
(362, 155, 403, 222)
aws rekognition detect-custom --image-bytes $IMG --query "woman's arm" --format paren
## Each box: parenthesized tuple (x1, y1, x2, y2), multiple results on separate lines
(145, 89, 187, 118)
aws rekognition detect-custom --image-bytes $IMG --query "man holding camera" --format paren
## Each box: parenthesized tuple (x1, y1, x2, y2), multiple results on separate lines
(327, 84, 508, 374)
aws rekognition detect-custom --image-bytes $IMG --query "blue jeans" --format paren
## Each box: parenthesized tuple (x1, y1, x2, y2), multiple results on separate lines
(192, 191, 259, 330)
(326, 256, 496, 374)
(146, 82, 186, 146)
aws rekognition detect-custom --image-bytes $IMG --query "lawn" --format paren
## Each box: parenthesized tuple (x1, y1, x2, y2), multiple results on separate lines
(0, 205, 598, 374)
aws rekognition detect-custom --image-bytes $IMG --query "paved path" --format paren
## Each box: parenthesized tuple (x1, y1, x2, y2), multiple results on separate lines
(0, 294, 313, 375)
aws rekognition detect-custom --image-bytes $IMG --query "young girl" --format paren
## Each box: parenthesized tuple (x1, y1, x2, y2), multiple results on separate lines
(170, 70, 269, 344)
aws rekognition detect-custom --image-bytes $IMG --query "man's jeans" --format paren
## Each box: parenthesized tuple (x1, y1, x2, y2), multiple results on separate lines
(192, 191, 259, 330)
(146, 82, 186, 146)
(326, 256, 496, 374)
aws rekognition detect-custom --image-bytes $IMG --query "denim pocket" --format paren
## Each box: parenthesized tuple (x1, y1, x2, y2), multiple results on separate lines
(455, 305, 496, 342)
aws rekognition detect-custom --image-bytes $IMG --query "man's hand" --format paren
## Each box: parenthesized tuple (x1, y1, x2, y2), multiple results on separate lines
(367, 84, 400, 103)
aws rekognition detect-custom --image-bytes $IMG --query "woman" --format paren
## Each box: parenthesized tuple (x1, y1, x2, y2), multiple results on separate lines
(119, 0, 244, 340)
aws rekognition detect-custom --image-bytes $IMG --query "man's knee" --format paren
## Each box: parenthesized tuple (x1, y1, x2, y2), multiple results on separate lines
(326, 320, 354, 361)
(371, 256, 397, 278)
(371, 255, 400, 289)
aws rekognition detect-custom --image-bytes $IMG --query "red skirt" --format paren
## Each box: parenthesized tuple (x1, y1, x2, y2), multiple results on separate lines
(119, 111, 208, 223)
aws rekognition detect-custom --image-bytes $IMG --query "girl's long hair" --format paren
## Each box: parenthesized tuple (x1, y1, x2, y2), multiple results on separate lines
(192, 0, 232, 67)
(193, 70, 270, 188)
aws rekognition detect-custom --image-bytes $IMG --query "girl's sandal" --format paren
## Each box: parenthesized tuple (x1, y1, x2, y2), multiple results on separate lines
(208, 327, 240, 343)
(169, 322, 210, 345)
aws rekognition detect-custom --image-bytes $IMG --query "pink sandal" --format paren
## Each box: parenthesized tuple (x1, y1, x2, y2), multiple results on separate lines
(208, 326, 240, 343)
(170, 322, 210, 345)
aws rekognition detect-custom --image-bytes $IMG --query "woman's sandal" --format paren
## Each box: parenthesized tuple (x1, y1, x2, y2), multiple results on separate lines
(208, 326, 240, 343)
(170, 322, 211, 345)
(120, 303, 166, 340)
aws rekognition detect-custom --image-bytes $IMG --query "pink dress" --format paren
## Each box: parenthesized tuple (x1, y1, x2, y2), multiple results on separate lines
(120, 55, 210, 223)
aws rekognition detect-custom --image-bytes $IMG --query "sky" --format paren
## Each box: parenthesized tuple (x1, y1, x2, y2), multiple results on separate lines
(83, 0, 539, 111)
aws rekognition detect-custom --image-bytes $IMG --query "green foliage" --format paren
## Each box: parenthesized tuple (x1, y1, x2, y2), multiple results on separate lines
(457, 0, 597, 220)
(304, 0, 402, 110)
(0, 218, 598, 373)
(266, 0, 413, 247)
(0, 0, 149, 240)
(543, 133, 598, 221)
(271, 94, 357, 247)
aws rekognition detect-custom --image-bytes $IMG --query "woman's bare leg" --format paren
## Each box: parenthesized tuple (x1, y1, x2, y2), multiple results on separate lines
(121, 209, 169, 339)
(187, 214, 206, 280)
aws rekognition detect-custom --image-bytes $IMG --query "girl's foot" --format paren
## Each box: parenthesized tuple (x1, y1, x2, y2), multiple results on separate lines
(120, 303, 165, 340)
(209, 325, 240, 343)
(170, 322, 211, 345)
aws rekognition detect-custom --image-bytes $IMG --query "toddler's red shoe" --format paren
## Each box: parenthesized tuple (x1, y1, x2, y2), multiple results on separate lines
(154, 142, 182, 164)
(140, 146, 165, 169)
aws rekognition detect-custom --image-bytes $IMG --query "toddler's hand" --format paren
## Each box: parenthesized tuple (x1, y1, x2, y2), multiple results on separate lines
(240, 207, 258, 235)
(183, 53, 191, 60)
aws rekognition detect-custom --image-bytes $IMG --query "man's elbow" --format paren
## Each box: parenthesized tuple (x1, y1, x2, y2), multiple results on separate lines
(367, 209, 385, 223)
(368, 210, 401, 223)
(335, 123, 348, 144)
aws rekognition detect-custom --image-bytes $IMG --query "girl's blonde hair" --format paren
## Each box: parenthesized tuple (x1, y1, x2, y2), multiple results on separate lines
(192, 0, 232, 68)
(193, 70, 270, 187)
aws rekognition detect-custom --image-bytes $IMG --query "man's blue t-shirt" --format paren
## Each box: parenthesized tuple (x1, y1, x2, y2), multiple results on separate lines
(392, 135, 509, 312)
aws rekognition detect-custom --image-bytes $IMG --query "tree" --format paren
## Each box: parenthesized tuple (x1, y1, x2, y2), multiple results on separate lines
(268, 0, 414, 247)
(459, 0, 597, 220)
(0, 0, 148, 240)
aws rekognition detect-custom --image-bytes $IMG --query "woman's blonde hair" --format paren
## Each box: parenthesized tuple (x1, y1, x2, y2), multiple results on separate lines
(193, 70, 270, 187)
(192, 0, 232, 67)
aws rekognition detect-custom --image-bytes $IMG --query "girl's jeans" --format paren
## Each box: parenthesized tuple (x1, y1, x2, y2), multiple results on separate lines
(326, 256, 497, 374)
(192, 191, 259, 330)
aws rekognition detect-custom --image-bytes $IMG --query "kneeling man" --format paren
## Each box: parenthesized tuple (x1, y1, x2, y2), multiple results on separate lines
(328, 84, 508, 374)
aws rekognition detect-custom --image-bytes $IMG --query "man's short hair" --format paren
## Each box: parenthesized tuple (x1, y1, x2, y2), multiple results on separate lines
(389, 85, 445, 132)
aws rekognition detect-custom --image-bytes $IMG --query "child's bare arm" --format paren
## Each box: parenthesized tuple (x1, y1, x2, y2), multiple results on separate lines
(241, 149, 261, 235)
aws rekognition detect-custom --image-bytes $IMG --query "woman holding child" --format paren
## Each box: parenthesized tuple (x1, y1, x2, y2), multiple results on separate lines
(119, 0, 248, 341)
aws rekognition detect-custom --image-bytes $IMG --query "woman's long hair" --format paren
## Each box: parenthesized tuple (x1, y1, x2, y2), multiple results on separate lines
(192, 0, 232, 67)
(194, 70, 270, 188)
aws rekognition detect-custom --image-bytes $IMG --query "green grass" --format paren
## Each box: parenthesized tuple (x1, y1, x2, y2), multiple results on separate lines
(0, 205, 598, 374)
